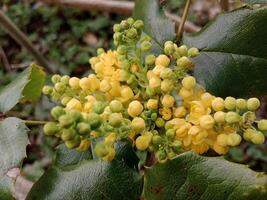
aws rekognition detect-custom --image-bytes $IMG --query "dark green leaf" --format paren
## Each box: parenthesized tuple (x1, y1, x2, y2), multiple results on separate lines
(182, 8, 267, 97)
(0, 118, 29, 175)
(133, 0, 175, 49)
(0, 64, 45, 113)
(0, 176, 15, 200)
(54, 144, 92, 168)
(26, 159, 143, 200)
(144, 152, 267, 200)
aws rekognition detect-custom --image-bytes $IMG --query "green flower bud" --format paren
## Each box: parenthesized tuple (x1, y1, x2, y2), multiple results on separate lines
(113, 32, 122, 41)
(43, 122, 59, 136)
(61, 128, 76, 141)
(109, 113, 123, 127)
(164, 43, 175, 55)
(51, 106, 65, 120)
(127, 17, 135, 25)
(156, 118, 165, 128)
(61, 96, 72, 106)
(225, 111, 240, 124)
(121, 60, 130, 69)
(236, 98, 247, 110)
(141, 41, 152, 52)
(126, 28, 138, 39)
(68, 110, 82, 122)
(109, 100, 123, 113)
(95, 143, 109, 158)
(213, 111, 226, 123)
(172, 140, 182, 153)
(247, 98, 260, 111)
(42, 86, 53, 95)
(176, 56, 194, 68)
(166, 129, 175, 139)
(224, 97, 236, 110)
(258, 119, 267, 131)
(65, 135, 80, 149)
(160, 68, 174, 79)
(152, 135, 164, 145)
(120, 20, 129, 29)
(97, 48, 105, 55)
(167, 149, 176, 159)
(117, 45, 127, 55)
(77, 122, 91, 135)
(177, 45, 188, 56)
(51, 74, 61, 84)
(241, 111, 256, 128)
(93, 101, 106, 114)
(59, 115, 75, 128)
(113, 24, 121, 32)
(173, 51, 181, 59)
(126, 75, 135, 85)
(85, 113, 102, 129)
(155, 149, 167, 163)
(133, 20, 144, 30)
(187, 47, 199, 57)
(145, 54, 156, 65)
(131, 117, 146, 132)
(251, 131, 265, 144)
(151, 112, 158, 121)
(60, 75, 70, 84)
(54, 82, 65, 93)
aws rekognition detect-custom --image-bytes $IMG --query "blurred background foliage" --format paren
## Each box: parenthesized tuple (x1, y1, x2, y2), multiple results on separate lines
(0, 0, 266, 184)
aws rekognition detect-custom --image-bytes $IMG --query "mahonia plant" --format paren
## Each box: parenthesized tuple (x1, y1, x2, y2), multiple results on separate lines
(42, 18, 267, 163)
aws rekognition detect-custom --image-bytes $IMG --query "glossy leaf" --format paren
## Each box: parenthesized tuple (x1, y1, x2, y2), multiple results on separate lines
(0, 64, 45, 113)
(133, 0, 175, 50)
(144, 152, 267, 200)
(0, 118, 29, 175)
(242, 0, 267, 4)
(54, 144, 92, 168)
(182, 8, 267, 97)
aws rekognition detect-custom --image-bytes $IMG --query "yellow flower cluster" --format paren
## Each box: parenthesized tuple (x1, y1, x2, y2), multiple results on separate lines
(42, 18, 266, 163)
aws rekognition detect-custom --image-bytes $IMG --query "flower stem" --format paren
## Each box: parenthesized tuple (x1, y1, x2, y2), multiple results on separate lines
(176, 0, 191, 43)
(22, 120, 48, 125)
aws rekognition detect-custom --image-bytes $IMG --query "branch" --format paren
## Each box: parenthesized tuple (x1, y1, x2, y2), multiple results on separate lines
(176, 0, 191, 42)
(220, 0, 229, 11)
(22, 120, 48, 125)
(0, 46, 11, 72)
(0, 10, 54, 73)
(39, 0, 200, 33)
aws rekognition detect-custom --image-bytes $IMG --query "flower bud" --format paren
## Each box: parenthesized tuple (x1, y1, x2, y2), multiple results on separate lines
(216, 134, 228, 147)
(162, 94, 175, 108)
(131, 117, 145, 132)
(164, 43, 175, 55)
(258, 119, 267, 131)
(160, 68, 173, 79)
(182, 76, 196, 90)
(113, 24, 121, 32)
(65, 136, 81, 149)
(109, 100, 123, 113)
(161, 79, 174, 93)
(42, 86, 53, 95)
(85, 113, 102, 129)
(100, 79, 112, 92)
(77, 122, 91, 135)
(149, 76, 161, 88)
(135, 135, 150, 151)
(61, 75, 70, 85)
(128, 100, 143, 117)
(155, 149, 167, 163)
(61, 96, 72, 106)
(59, 115, 75, 128)
(166, 129, 175, 139)
(54, 82, 65, 93)
(145, 54, 156, 65)
(79, 77, 91, 91)
(187, 47, 199, 57)
(147, 99, 158, 110)
(176, 56, 194, 68)
(69, 77, 80, 90)
(151, 112, 158, 121)
(117, 45, 127, 55)
(102, 147, 116, 161)
(93, 101, 105, 114)
(213, 111, 226, 123)
(89, 57, 99, 66)
(247, 98, 260, 111)
(155, 55, 170, 67)
(51, 106, 65, 120)
(243, 128, 254, 141)
(211, 97, 225, 111)
(76, 139, 90, 151)
(109, 113, 123, 127)
(179, 87, 193, 100)
(126, 28, 138, 39)
(66, 98, 82, 111)
(61, 128, 76, 141)
(156, 118, 165, 127)
(95, 143, 109, 158)
(121, 86, 134, 101)
(141, 41, 152, 52)
(199, 115, 215, 129)
(172, 140, 182, 153)
(177, 45, 188, 56)
(227, 133, 241, 146)
(224, 97, 236, 110)
(152, 135, 165, 145)
(51, 74, 61, 84)
(236, 98, 247, 110)
(225, 111, 240, 123)
(174, 106, 187, 118)
(251, 131, 265, 144)
(88, 74, 100, 92)
(43, 122, 59, 136)
(104, 132, 117, 145)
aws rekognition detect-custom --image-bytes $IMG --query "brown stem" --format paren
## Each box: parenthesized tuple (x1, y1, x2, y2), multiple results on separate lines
(0, 46, 11, 72)
(220, 0, 229, 11)
(176, 0, 191, 43)
(0, 10, 54, 73)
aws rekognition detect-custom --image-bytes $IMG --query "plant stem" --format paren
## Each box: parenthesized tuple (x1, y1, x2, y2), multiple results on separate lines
(220, 0, 229, 11)
(0, 10, 54, 73)
(22, 120, 48, 125)
(176, 0, 191, 43)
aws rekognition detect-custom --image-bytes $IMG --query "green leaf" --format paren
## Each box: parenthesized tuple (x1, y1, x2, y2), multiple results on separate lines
(26, 160, 143, 200)
(54, 144, 92, 168)
(0, 118, 29, 175)
(242, 0, 267, 4)
(144, 152, 267, 200)
(0, 64, 46, 113)
(0, 176, 15, 200)
(182, 8, 267, 97)
(133, 0, 175, 49)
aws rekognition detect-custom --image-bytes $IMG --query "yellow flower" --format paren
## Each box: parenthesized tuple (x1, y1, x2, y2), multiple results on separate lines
(179, 87, 193, 100)
(162, 94, 175, 108)
(120, 86, 134, 102)
(200, 92, 215, 108)
(216, 134, 228, 147)
(187, 101, 209, 125)
(131, 117, 146, 132)
(188, 125, 201, 136)
(128, 100, 143, 117)
(199, 115, 215, 129)
(88, 74, 100, 92)
(227, 133, 241, 146)
(79, 77, 91, 91)
(213, 141, 229, 155)
(76, 139, 90, 151)
(66, 98, 82, 111)
(69, 77, 80, 90)
(135, 135, 151, 151)
(161, 79, 174, 93)
(149, 76, 161, 88)
(104, 132, 117, 145)
(155, 54, 170, 67)
(181, 76, 196, 90)
(159, 107, 172, 120)
(213, 111, 226, 123)
(173, 106, 187, 118)
(100, 79, 112, 92)
(211, 97, 225, 111)
(147, 99, 158, 110)
(153, 65, 165, 76)
(130, 64, 139, 73)
(89, 57, 99, 67)
(109, 81, 121, 97)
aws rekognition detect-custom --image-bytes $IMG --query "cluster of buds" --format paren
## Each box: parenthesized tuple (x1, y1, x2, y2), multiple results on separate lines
(42, 18, 266, 163)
